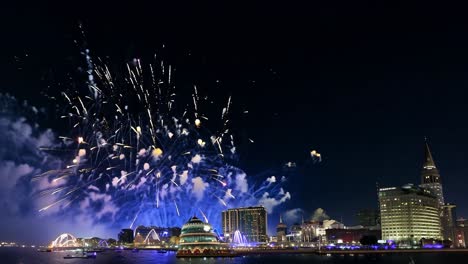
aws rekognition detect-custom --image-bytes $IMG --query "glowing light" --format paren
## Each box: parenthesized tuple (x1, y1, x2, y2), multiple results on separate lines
(197, 139, 206, 147)
(152, 148, 163, 157)
(195, 119, 201, 127)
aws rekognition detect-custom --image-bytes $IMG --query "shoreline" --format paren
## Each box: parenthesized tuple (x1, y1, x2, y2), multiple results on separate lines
(234, 248, 468, 255)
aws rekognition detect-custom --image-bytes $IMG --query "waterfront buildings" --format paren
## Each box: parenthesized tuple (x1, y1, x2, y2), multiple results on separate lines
(379, 184, 441, 243)
(222, 206, 268, 243)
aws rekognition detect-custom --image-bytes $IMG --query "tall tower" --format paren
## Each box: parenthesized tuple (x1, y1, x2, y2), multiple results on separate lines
(276, 214, 287, 242)
(420, 140, 445, 207)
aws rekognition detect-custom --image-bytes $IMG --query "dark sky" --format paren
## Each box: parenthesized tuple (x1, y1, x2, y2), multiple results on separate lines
(2, 0, 468, 239)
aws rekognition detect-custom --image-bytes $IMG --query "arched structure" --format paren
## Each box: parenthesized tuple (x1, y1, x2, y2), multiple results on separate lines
(51, 233, 78, 248)
(143, 229, 161, 244)
(98, 240, 109, 248)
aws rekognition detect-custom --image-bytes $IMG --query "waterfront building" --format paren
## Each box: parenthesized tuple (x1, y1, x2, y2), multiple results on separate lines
(441, 204, 457, 243)
(379, 184, 441, 244)
(177, 216, 231, 256)
(222, 206, 268, 243)
(419, 141, 457, 242)
(356, 209, 380, 227)
(118, 229, 134, 245)
(276, 215, 287, 242)
(286, 223, 302, 242)
(455, 218, 468, 248)
(326, 228, 381, 244)
(301, 220, 319, 243)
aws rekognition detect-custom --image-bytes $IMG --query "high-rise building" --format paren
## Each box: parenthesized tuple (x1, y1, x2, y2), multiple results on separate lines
(222, 206, 268, 243)
(276, 215, 287, 242)
(356, 209, 380, 227)
(419, 140, 457, 242)
(118, 228, 134, 244)
(379, 184, 442, 244)
(420, 141, 445, 207)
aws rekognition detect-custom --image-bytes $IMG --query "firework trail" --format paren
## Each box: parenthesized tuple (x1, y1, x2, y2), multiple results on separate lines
(34, 52, 294, 230)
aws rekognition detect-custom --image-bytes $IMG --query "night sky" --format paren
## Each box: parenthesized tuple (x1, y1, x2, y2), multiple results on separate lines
(2, 1, 468, 243)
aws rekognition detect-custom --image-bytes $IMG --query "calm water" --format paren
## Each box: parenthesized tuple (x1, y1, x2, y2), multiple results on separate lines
(1, 248, 467, 264)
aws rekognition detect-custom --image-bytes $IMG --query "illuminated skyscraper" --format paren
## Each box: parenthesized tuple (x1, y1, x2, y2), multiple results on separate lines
(420, 141, 444, 206)
(379, 184, 441, 244)
(419, 140, 456, 242)
(222, 206, 268, 243)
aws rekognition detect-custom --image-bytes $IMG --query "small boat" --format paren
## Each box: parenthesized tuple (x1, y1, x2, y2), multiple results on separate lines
(38, 249, 52, 252)
(157, 249, 168, 253)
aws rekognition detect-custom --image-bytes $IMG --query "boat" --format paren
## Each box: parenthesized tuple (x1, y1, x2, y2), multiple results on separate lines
(157, 250, 168, 253)
(37, 249, 52, 252)
(63, 252, 97, 259)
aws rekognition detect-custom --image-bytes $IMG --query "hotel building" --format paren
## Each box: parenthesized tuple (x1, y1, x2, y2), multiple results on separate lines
(379, 184, 441, 243)
(222, 206, 268, 243)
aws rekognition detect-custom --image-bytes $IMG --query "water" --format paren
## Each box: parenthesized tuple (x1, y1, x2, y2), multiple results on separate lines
(1, 248, 467, 264)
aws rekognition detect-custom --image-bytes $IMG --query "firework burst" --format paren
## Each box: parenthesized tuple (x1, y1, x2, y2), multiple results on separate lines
(34, 53, 291, 230)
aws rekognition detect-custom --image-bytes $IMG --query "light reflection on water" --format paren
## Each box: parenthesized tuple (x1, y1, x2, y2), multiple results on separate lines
(0, 248, 466, 264)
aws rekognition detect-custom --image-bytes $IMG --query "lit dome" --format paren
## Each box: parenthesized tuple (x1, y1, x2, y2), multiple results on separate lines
(177, 216, 232, 257)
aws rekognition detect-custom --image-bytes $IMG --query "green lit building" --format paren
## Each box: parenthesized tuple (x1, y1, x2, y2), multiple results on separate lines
(177, 216, 231, 256)
(379, 184, 441, 244)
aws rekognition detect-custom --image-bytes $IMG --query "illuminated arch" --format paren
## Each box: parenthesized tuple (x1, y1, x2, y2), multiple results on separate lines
(51, 233, 78, 247)
(98, 240, 109, 248)
(143, 229, 161, 244)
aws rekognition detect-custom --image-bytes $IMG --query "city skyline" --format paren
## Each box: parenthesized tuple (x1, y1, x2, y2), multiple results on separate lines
(2, 1, 468, 245)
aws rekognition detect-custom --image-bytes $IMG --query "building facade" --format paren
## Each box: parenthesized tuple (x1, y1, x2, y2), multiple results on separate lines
(441, 204, 457, 242)
(379, 184, 441, 244)
(326, 228, 381, 244)
(276, 215, 287, 242)
(222, 206, 268, 243)
(455, 218, 468, 248)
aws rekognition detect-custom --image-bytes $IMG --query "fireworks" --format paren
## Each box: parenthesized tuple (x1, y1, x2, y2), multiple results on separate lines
(34, 53, 292, 230)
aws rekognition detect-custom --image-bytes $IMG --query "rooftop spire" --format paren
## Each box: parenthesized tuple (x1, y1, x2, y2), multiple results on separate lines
(423, 138, 437, 170)
(279, 214, 283, 224)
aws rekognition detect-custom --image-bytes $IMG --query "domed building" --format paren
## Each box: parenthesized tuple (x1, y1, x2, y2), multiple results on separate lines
(177, 216, 234, 257)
